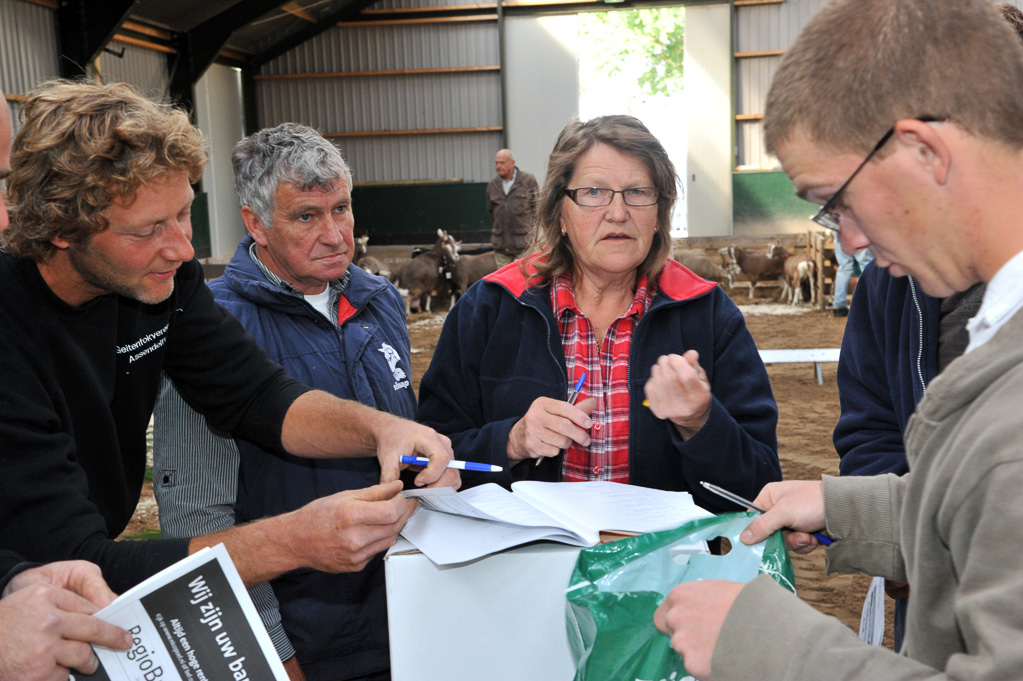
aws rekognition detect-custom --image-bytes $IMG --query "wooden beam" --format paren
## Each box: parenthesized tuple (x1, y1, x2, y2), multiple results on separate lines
(503, 0, 597, 6)
(219, 49, 247, 63)
(338, 14, 496, 27)
(15, 0, 57, 8)
(282, 1, 317, 23)
(112, 34, 176, 55)
(254, 65, 500, 80)
(734, 49, 785, 59)
(108, 33, 242, 63)
(362, 3, 497, 14)
(121, 20, 173, 41)
(735, 113, 764, 121)
(357, 0, 599, 10)
(324, 126, 502, 138)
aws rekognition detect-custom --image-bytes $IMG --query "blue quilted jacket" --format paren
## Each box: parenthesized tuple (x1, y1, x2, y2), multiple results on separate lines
(211, 236, 415, 680)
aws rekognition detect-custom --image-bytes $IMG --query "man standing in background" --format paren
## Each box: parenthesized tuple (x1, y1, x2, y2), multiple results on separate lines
(486, 148, 538, 267)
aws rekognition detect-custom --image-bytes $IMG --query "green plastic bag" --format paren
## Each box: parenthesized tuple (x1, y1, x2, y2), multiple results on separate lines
(565, 513, 795, 681)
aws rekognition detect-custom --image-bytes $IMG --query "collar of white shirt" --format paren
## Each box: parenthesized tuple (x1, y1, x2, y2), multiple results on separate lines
(502, 168, 517, 194)
(965, 248, 1023, 354)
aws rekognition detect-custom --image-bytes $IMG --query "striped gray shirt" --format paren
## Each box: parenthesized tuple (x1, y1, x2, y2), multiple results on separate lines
(152, 375, 296, 661)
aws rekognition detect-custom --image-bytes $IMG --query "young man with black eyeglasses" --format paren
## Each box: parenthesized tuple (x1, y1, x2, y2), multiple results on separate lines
(653, 1, 1023, 679)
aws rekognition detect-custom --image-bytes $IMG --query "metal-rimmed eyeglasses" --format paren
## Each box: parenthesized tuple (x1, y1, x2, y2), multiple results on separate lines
(810, 116, 943, 233)
(564, 186, 659, 207)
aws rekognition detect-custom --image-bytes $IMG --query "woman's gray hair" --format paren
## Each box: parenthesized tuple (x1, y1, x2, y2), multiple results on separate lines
(525, 115, 678, 290)
(232, 122, 352, 228)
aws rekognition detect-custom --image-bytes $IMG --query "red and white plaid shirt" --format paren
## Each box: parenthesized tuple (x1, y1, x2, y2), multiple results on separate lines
(551, 272, 652, 483)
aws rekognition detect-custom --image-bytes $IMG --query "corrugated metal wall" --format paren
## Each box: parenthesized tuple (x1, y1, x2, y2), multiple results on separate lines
(256, 18, 501, 183)
(0, 0, 59, 95)
(97, 41, 170, 99)
(0, 0, 59, 135)
(1, 0, 168, 133)
(733, 0, 830, 170)
(734, 0, 1023, 170)
(373, 0, 470, 9)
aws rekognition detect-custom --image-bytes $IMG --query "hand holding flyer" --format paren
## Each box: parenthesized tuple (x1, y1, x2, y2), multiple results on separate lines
(75, 544, 287, 681)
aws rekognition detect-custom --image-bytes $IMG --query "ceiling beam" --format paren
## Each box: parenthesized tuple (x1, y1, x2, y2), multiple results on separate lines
(167, 0, 290, 112)
(282, 2, 318, 22)
(251, 0, 379, 70)
(56, 0, 139, 77)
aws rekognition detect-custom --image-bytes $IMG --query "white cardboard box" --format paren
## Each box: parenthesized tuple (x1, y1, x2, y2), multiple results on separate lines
(385, 538, 581, 681)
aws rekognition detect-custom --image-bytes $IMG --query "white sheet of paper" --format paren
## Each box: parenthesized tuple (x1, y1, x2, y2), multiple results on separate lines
(401, 481, 714, 565)
(859, 575, 886, 646)
(400, 505, 590, 565)
(512, 480, 713, 533)
(406, 484, 575, 530)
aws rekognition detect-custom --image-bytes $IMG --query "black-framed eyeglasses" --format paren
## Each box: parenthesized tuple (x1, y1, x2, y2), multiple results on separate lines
(564, 186, 659, 207)
(810, 116, 943, 233)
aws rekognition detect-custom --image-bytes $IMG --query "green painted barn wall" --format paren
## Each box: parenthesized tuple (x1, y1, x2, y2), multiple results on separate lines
(352, 182, 492, 244)
(733, 170, 816, 222)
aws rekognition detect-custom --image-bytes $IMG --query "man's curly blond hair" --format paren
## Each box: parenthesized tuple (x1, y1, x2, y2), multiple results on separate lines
(2, 80, 208, 262)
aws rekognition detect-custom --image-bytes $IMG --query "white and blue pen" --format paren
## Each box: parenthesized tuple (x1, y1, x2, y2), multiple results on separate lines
(400, 455, 503, 473)
(700, 481, 834, 546)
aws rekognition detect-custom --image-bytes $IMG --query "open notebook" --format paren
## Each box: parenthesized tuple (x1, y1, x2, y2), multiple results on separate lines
(400, 480, 713, 565)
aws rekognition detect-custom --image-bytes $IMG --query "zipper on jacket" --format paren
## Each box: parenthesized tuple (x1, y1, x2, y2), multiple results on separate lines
(507, 288, 569, 397)
(908, 276, 927, 397)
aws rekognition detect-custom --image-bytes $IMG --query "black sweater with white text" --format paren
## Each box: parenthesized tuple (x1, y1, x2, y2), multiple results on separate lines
(0, 255, 309, 593)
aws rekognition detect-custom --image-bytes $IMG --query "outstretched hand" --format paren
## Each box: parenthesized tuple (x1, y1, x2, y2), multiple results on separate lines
(644, 351, 712, 440)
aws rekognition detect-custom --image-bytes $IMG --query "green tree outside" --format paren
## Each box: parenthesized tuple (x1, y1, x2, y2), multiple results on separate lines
(578, 7, 686, 103)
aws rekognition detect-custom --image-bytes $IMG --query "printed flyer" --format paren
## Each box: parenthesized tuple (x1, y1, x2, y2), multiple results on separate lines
(74, 544, 287, 681)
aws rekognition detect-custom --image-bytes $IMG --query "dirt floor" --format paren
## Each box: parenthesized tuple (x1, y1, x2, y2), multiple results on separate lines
(125, 289, 896, 650)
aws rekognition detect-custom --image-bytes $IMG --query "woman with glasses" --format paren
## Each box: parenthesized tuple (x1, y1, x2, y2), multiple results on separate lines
(417, 115, 781, 511)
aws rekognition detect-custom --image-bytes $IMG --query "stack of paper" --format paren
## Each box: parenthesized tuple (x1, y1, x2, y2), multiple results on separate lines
(401, 481, 713, 565)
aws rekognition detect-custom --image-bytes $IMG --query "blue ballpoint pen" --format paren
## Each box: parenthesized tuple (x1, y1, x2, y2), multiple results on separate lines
(567, 373, 587, 406)
(400, 455, 503, 473)
(536, 373, 588, 467)
(699, 481, 834, 546)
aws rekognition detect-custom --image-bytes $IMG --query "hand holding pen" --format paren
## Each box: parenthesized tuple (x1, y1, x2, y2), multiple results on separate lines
(401, 455, 502, 473)
(505, 374, 594, 466)
(536, 373, 587, 467)
(701, 481, 834, 550)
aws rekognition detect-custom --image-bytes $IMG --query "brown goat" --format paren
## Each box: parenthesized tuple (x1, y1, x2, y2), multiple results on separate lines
(779, 254, 816, 305)
(448, 244, 498, 303)
(727, 245, 787, 299)
(677, 252, 733, 288)
(396, 230, 459, 314)
(353, 234, 394, 280)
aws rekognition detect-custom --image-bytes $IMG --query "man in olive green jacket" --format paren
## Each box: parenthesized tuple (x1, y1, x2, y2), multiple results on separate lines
(486, 148, 537, 267)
